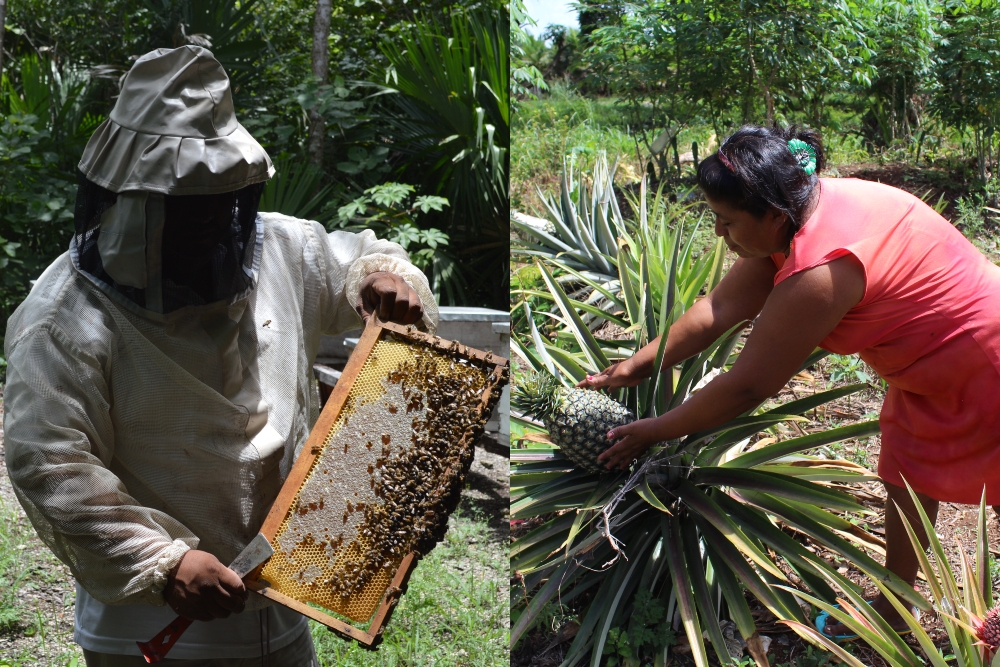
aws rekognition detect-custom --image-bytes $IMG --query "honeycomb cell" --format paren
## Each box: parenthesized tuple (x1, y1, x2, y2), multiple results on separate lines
(259, 336, 498, 622)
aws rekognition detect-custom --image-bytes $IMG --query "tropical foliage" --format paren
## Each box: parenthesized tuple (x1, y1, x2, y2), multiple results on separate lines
(930, 0, 1000, 184)
(0, 54, 98, 327)
(378, 7, 510, 306)
(337, 182, 464, 304)
(511, 0, 548, 102)
(510, 177, 926, 666)
(514, 0, 1000, 187)
(0, 0, 508, 369)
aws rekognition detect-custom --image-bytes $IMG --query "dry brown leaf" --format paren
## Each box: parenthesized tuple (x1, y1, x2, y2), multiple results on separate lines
(516, 432, 554, 445)
(750, 437, 778, 451)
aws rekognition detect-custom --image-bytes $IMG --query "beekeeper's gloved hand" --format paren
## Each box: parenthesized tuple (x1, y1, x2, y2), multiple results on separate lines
(358, 271, 424, 325)
(164, 550, 249, 621)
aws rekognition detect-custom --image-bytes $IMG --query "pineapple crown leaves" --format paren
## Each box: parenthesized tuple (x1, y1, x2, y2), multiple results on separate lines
(511, 370, 564, 421)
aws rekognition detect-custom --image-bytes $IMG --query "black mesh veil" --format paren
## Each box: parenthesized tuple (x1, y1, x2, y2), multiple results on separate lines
(73, 171, 125, 297)
(72, 171, 266, 313)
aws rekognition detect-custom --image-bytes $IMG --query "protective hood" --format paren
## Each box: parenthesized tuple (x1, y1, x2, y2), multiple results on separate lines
(72, 46, 273, 315)
(78, 45, 273, 195)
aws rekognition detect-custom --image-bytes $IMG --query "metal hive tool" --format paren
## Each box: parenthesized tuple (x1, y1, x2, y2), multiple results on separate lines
(244, 317, 509, 648)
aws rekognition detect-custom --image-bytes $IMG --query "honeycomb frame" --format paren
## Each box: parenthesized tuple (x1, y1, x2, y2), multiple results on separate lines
(244, 317, 509, 648)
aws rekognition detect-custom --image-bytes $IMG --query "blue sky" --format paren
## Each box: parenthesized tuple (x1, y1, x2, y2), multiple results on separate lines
(522, 0, 579, 37)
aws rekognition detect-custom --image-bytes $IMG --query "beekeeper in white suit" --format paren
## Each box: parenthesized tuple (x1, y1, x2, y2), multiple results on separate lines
(2, 46, 438, 665)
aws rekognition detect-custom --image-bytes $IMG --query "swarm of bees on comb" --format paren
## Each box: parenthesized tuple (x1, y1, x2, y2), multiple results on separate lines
(325, 349, 489, 600)
(251, 323, 508, 635)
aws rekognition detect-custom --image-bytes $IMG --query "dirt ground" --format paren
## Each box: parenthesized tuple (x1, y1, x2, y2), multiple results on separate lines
(836, 161, 972, 223)
(511, 354, 1000, 667)
(0, 390, 511, 665)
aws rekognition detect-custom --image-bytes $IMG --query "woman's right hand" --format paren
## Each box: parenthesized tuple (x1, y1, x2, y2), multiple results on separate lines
(576, 359, 646, 390)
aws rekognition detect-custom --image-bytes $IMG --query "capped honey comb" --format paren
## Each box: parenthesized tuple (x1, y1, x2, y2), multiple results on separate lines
(247, 320, 508, 644)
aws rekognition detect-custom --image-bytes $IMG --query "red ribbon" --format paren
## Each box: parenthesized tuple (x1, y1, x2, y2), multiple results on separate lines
(717, 149, 735, 172)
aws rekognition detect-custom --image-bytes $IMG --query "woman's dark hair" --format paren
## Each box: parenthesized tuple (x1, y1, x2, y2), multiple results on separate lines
(697, 125, 825, 235)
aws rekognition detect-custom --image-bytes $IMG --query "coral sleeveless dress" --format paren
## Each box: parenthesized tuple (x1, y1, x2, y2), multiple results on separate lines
(772, 178, 1000, 504)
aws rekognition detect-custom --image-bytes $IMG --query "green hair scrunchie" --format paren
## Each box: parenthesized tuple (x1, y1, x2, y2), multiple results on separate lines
(787, 138, 817, 175)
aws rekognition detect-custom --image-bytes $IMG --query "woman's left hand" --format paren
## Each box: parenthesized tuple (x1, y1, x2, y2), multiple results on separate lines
(598, 417, 667, 471)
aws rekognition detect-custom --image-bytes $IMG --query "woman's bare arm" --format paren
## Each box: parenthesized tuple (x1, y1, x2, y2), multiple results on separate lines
(599, 254, 866, 469)
(579, 257, 778, 389)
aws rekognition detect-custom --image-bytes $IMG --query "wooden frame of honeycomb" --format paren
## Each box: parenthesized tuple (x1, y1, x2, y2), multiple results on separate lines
(244, 317, 509, 648)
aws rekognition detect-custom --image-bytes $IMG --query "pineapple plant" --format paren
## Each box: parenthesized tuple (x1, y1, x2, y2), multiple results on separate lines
(513, 371, 635, 474)
(510, 175, 929, 667)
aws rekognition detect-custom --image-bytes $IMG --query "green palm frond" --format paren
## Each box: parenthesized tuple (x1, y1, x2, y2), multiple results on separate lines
(257, 157, 335, 225)
(142, 0, 267, 91)
(378, 9, 508, 246)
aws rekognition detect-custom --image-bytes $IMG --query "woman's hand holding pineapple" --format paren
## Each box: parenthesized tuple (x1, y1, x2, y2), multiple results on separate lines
(598, 417, 669, 470)
(576, 358, 646, 390)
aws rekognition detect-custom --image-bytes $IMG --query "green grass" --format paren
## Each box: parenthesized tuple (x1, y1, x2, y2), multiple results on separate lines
(0, 495, 84, 667)
(0, 498, 29, 634)
(512, 94, 636, 214)
(0, 505, 504, 667)
(310, 511, 506, 666)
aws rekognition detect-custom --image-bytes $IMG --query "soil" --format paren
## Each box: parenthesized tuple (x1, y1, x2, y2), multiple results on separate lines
(511, 354, 1000, 667)
(836, 161, 974, 222)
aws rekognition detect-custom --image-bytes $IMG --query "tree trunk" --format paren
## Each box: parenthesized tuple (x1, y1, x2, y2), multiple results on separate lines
(762, 81, 774, 125)
(307, 0, 332, 168)
(0, 0, 8, 79)
(760, 68, 777, 125)
(744, 24, 757, 124)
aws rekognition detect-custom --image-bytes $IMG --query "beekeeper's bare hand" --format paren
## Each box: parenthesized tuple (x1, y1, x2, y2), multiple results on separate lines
(598, 417, 663, 471)
(358, 272, 424, 325)
(576, 360, 645, 390)
(164, 550, 248, 621)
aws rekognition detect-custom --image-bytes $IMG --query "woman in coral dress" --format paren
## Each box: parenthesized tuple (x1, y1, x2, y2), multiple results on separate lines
(581, 125, 1000, 637)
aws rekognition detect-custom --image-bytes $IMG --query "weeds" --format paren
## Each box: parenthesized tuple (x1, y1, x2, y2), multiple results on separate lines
(602, 590, 677, 667)
(825, 354, 872, 386)
(0, 498, 30, 634)
(847, 440, 872, 468)
(954, 176, 1000, 263)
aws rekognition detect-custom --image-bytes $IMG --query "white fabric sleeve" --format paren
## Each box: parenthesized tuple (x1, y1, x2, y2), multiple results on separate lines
(314, 224, 439, 334)
(2, 323, 199, 606)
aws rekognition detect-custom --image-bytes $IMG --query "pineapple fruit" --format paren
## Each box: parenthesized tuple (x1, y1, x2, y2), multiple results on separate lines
(513, 372, 635, 473)
(974, 605, 1000, 652)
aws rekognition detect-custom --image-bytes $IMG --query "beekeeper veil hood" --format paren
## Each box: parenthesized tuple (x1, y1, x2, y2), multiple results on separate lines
(72, 45, 274, 314)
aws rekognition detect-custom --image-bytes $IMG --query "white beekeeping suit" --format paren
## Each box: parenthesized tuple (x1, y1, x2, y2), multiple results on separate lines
(2, 46, 437, 659)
